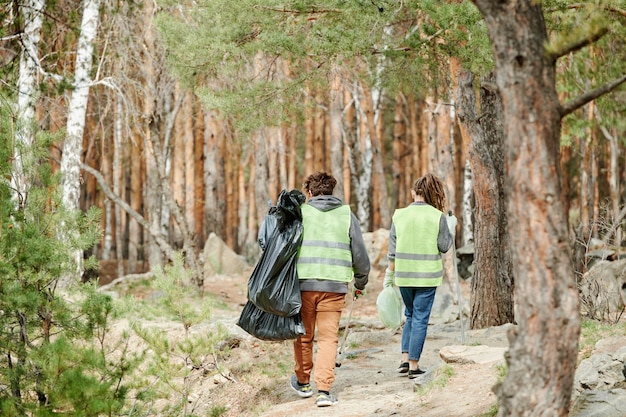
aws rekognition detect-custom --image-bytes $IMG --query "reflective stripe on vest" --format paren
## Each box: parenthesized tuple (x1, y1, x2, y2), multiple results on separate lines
(296, 204, 353, 282)
(393, 205, 443, 287)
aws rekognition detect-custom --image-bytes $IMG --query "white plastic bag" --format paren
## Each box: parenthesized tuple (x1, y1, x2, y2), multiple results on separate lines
(376, 285, 404, 328)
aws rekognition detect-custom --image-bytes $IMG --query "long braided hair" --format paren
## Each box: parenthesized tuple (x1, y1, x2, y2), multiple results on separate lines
(413, 173, 447, 212)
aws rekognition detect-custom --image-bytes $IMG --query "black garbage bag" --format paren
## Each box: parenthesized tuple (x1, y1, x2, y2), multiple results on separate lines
(248, 189, 305, 317)
(258, 189, 305, 250)
(236, 300, 305, 341)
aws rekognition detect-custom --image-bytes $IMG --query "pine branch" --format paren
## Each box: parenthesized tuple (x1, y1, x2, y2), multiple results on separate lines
(257, 6, 341, 14)
(560, 75, 626, 117)
(546, 4, 626, 19)
(548, 26, 608, 61)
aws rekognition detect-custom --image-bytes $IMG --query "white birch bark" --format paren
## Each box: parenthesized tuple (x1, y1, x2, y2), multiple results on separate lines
(61, 0, 101, 211)
(348, 81, 373, 232)
(162, 92, 181, 238)
(462, 159, 474, 246)
(369, 23, 393, 228)
(58, 0, 102, 286)
(12, 0, 45, 204)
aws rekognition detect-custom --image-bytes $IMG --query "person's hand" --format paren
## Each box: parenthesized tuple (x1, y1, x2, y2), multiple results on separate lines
(353, 287, 366, 300)
(383, 268, 395, 288)
(446, 211, 458, 236)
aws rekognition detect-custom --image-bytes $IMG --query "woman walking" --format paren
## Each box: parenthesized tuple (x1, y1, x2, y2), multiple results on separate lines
(384, 173, 454, 378)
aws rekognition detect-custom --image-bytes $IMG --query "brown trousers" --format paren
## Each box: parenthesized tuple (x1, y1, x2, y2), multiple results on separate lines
(293, 291, 345, 392)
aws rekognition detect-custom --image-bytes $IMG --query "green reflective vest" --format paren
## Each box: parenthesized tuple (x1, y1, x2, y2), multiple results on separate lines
(393, 204, 443, 287)
(296, 204, 353, 282)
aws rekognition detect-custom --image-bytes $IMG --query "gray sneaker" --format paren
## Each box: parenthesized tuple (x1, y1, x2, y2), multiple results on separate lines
(290, 375, 313, 398)
(315, 392, 338, 407)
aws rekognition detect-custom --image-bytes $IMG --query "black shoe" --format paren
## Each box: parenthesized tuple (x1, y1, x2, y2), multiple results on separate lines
(397, 362, 409, 373)
(408, 368, 426, 379)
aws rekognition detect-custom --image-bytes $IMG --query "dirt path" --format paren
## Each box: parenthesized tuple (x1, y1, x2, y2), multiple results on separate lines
(205, 272, 506, 417)
(256, 330, 501, 417)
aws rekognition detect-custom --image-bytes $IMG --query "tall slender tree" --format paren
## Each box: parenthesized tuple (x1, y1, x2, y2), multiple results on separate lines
(13, 0, 45, 205)
(59, 0, 102, 286)
(456, 70, 514, 328)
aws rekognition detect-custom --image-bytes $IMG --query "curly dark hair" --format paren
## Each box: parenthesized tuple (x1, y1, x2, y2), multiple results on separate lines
(413, 173, 446, 212)
(303, 171, 336, 196)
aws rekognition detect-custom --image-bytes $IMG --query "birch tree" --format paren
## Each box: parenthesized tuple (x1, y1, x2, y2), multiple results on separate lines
(12, 0, 45, 205)
(61, 0, 101, 212)
(58, 0, 101, 285)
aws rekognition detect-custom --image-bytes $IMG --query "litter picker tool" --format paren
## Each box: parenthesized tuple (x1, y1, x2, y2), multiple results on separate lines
(449, 211, 467, 344)
(335, 294, 357, 367)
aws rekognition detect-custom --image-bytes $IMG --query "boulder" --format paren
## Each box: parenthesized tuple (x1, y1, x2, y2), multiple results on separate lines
(363, 228, 389, 269)
(439, 345, 507, 365)
(579, 259, 626, 320)
(571, 336, 626, 417)
(202, 233, 250, 277)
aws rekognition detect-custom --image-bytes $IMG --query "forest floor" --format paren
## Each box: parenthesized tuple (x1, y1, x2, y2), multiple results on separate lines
(192, 271, 507, 417)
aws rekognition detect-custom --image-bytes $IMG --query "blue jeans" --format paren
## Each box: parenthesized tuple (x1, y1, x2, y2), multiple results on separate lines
(399, 286, 437, 361)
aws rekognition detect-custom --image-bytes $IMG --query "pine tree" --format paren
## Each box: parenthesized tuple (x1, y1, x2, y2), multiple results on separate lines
(0, 103, 140, 415)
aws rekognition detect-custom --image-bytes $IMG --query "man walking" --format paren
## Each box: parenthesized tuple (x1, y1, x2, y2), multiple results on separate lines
(290, 171, 370, 407)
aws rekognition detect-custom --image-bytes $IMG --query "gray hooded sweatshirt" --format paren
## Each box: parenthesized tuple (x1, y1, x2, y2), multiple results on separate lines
(298, 195, 370, 294)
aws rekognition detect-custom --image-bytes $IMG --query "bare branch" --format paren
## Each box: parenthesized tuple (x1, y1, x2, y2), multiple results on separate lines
(560, 75, 626, 118)
(602, 204, 626, 243)
(0, 33, 21, 42)
(81, 163, 178, 262)
(546, 4, 626, 19)
(548, 26, 608, 61)
(98, 272, 155, 292)
(256, 5, 341, 14)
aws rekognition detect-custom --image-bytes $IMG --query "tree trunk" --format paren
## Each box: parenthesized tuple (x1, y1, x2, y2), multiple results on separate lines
(456, 70, 514, 328)
(461, 160, 474, 246)
(603, 125, 622, 246)
(365, 81, 391, 229)
(275, 126, 288, 190)
(61, 0, 101, 211)
(13, 0, 45, 204)
(183, 90, 196, 241)
(113, 97, 124, 278)
(128, 128, 144, 274)
(471, 1, 580, 415)
(350, 80, 373, 231)
(285, 123, 298, 190)
(329, 69, 345, 201)
(408, 96, 424, 198)
(59, 0, 102, 285)
(391, 93, 405, 211)
(314, 98, 326, 171)
(304, 87, 315, 176)
(100, 107, 112, 260)
(237, 151, 250, 252)
(203, 109, 226, 239)
(253, 129, 269, 237)
(142, 0, 162, 271)
(225, 138, 239, 250)
(342, 88, 355, 202)
(193, 101, 205, 246)
(267, 127, 278, 201)
(172, 84, 185, 246)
